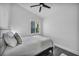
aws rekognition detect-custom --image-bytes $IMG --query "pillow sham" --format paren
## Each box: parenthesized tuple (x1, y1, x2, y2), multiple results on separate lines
(3, 33, 17, 47)
(14, 33, 22, 44)
(7, 31, 14, 37)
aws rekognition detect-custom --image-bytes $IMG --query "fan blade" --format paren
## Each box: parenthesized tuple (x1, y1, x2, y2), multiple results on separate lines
(39, 7, 42, 12)
(30, 5, 40, 7)
(43, 4, 51, 8)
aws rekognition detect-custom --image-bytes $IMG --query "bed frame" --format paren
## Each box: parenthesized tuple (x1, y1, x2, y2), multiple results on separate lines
(36, 47, 53, 56)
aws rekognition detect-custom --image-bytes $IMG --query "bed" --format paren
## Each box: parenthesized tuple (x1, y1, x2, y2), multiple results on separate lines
(2, 35, 53, 56)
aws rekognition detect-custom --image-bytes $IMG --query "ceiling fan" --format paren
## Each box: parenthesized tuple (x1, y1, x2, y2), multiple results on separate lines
(30, 3, 51, 12)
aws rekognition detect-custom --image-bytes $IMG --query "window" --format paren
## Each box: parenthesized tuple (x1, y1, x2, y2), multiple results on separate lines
(31, 21, 35, 33)
(36, 23, 39, 33)
(31, 20, 40, 34)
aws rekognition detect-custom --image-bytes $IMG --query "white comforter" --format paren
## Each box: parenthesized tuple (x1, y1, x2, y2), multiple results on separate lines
(2, 35, 53, 56)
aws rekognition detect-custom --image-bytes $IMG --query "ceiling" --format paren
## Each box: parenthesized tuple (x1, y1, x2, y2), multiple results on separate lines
(18, 3, 55, 19)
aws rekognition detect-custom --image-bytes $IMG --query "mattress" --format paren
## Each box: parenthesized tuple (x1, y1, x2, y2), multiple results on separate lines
(2, 35, 53, 56)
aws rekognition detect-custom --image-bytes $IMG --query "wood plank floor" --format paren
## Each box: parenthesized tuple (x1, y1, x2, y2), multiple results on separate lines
(53, 46, 78, 56)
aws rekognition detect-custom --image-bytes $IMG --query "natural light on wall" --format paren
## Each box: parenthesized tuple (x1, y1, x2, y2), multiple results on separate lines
(11, 29, 19, 34)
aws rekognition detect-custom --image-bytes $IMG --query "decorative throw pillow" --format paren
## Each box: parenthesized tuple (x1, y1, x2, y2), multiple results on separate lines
(7, 31, 14, 37)
(14, 33, 22, 44)
(3, 33, 17, 47)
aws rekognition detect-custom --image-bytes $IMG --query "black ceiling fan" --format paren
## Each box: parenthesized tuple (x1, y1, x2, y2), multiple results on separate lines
(30, 3, 51, 12)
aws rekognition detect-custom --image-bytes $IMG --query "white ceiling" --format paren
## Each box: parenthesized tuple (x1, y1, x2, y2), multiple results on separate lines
(18, 3, 55, 19)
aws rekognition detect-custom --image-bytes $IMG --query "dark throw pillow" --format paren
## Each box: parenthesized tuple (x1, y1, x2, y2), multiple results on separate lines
(14, 33, 22, 44)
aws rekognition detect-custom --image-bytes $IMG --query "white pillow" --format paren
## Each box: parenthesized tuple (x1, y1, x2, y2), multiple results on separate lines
(4, 33, 17, 47)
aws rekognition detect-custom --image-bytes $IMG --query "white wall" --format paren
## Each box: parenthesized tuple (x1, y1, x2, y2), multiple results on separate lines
(43, 3, 79, 55)
(10, 4, 43, 36)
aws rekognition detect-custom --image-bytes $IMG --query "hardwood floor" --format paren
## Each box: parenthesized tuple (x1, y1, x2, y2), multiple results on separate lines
(36, 46, 77, 56)
(53, 46, 77, 56)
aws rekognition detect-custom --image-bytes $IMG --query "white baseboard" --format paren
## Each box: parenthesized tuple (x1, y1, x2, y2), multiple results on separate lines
(54, 43, 79, 55)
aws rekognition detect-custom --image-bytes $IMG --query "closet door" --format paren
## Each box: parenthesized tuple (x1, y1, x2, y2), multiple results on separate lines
(0, 4, 10, 29)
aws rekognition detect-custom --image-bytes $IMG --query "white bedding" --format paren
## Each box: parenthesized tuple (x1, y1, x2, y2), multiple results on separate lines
(2, 35, 53, 56)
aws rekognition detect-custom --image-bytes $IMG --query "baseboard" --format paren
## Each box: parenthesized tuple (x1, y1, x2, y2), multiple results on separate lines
(54, 43, 79, 55)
